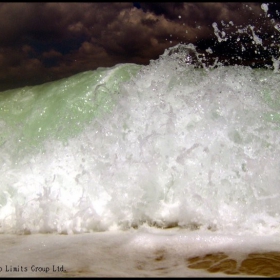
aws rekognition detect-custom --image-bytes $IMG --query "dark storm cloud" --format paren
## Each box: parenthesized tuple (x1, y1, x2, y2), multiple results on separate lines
(138, 2, 185, 20)
(0, 2, 278, 91)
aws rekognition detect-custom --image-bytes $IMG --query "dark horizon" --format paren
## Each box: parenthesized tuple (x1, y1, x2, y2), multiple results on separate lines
(0, 2, 279, 92)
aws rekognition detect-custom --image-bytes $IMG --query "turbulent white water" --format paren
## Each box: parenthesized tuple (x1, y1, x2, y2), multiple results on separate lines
(1, 44, 280, 235)
(1, 2, 280, 237)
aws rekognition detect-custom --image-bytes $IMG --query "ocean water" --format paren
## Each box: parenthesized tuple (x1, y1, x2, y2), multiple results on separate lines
(1, 7, 280, 275)
(1, 45, 280, 236)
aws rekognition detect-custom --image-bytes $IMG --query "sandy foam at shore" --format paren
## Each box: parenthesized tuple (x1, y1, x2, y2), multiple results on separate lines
(0, 228, 280, 277)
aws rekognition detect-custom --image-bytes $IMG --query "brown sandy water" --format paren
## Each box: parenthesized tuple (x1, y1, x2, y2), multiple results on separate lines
(187, 251, 280, 277)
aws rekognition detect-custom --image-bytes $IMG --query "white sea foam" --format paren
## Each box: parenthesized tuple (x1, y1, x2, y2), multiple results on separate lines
(1, 52, 280, 235)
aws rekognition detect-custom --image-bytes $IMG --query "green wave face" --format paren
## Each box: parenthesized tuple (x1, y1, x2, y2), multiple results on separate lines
(0, 64, 141, 159)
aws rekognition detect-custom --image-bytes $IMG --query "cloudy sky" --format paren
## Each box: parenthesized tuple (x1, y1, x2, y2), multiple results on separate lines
(0, 2, 279, 91)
